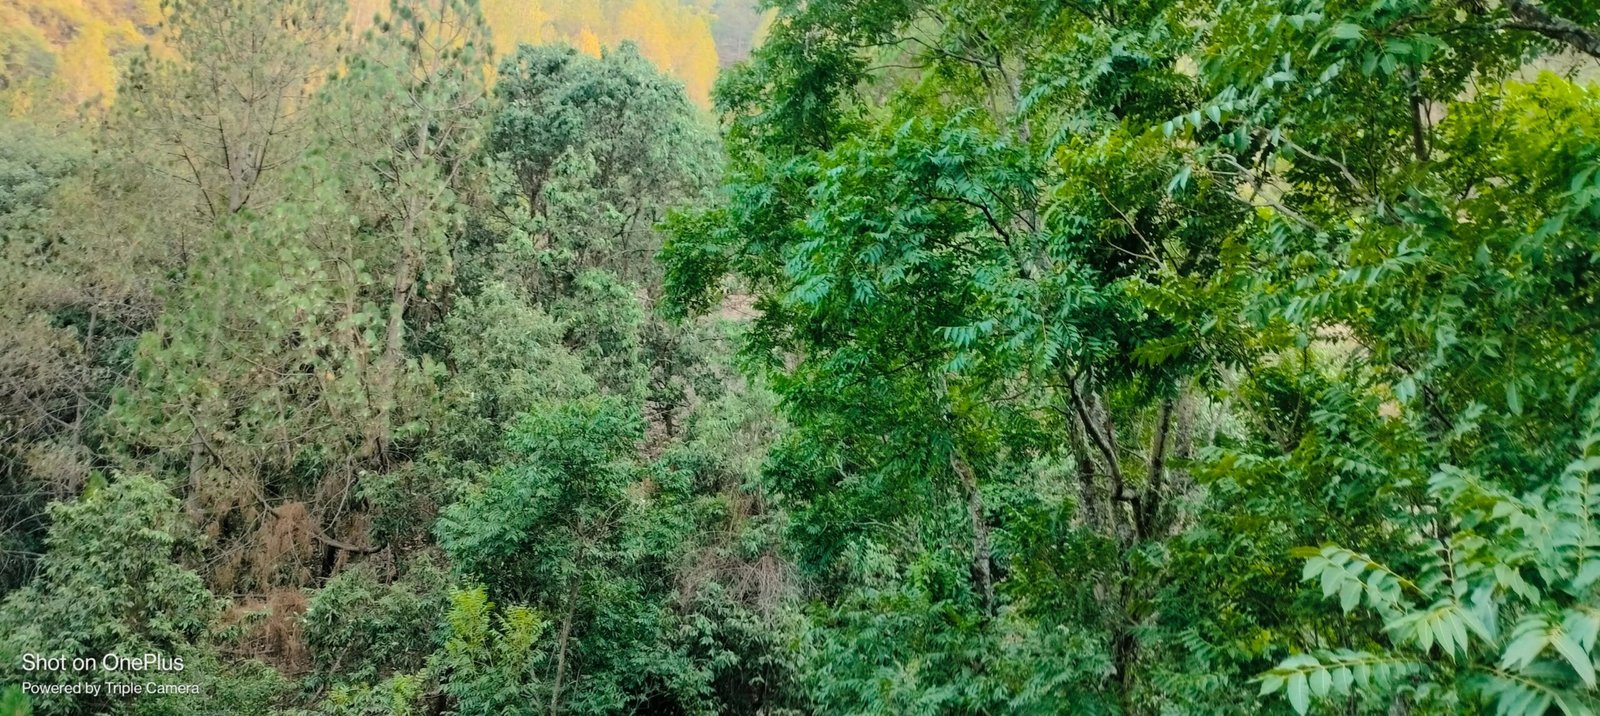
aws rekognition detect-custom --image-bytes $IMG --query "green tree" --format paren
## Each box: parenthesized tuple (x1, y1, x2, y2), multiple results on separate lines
(107, 0, 490, 593)
(665, 0, 1600, 712)
(478, 41, 715, 298)
(436, 398, 688, 714)
(0, 117, 90, 592)
(665, 0, 1253, 708)
(0, 475, 283, 715)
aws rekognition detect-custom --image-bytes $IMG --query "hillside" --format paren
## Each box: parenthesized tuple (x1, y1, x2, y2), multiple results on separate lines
(4, 0, 1600, 714)
(0, 0, 761, 109)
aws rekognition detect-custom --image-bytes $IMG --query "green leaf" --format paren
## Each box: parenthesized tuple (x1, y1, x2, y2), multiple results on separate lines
(1339, 580, 1361, 613)
(1501, 630, 1549, 671)
(1309, 667, 1332, 697)
(1550, 633, 1595, 687)
(1330, 23, 1363, 40)
(1576, 560, 1600, 590)
(1331, 666, 1353, 693)
(1287, 671, 1311, 714)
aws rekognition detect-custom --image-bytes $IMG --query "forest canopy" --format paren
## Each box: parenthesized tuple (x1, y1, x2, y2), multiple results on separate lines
(2, 0, 1600, 714)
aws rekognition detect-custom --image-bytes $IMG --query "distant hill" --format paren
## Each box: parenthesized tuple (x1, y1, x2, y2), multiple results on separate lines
(479, 0, 722, 103)
(0, 0, 765, 112)
(0, 0, 161, 112)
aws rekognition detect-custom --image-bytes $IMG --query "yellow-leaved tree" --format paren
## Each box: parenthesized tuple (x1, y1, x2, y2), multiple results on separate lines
(483, 0, 720, 104)
(2, 0, 735, 112)
(0, 0, 162, 112)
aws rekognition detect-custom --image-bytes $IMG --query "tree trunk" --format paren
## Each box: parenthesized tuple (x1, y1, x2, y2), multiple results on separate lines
(951, 451, 994, 614)
(1070, 421, 1104, 533)
(1138, 398, 1175, 541)
(549, 556, 583, 716)
(369, 109, 433, 462)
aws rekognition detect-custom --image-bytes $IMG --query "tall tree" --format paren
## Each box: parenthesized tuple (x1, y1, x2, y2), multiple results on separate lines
(108, 0, 489, 592)
(665, 0, 1600, 712)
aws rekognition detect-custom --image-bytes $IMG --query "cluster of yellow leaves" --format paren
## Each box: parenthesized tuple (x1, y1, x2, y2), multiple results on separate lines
(0, 0, 162, 112)
(4, 0, 733, 114)
(351, 0, 722, 104)
(485, 0, 721, 104)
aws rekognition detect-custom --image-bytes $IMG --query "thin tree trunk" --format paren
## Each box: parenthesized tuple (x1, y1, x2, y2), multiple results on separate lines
(1069, 421, 1103, 533)
(1113, 568, 1138, 712)
(1138, 398, 1175, 541)
(70, 308, 96, 442)
(1067, 379, 1125, 496)
(951, 451, 994, 614)
(549, 557, 583, 716)
(370, 109, 432, 462)
(372, 242, 418, 460)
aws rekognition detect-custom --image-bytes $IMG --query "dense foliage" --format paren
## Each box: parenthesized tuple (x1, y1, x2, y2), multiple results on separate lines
(662, 0, 1600, 713)
(2, 0, 1599, 714)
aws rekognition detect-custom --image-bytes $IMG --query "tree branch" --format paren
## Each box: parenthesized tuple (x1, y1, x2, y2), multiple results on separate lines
(1066, 377, 1125, 492)
(1502, 0, 1600, 58)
